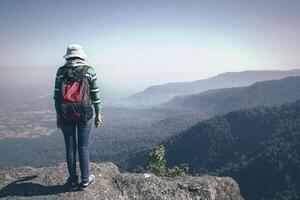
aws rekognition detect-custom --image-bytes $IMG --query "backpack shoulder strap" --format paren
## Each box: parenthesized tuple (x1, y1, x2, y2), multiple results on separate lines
(81, 65, 90, 78)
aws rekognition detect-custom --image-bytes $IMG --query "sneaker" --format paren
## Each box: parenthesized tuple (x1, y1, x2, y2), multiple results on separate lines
(79, 175, 95, 190)
(64, 177, 78, 190)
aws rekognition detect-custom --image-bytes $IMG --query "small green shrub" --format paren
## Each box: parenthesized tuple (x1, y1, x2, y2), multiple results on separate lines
(134, 145, 188, 177)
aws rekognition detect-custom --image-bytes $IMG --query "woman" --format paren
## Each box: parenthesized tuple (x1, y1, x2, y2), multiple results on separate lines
(54, 44, 102, 190)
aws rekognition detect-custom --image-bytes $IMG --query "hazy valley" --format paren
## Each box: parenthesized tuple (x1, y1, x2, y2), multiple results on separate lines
(1, 69, 300, 199)
(1, 70, 300, 168)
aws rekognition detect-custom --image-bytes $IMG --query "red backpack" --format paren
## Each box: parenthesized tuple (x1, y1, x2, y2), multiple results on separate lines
(59, 66, 93, 121)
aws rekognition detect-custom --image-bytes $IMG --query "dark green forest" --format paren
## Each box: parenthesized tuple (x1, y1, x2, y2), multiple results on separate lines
(127, 100, 300, 199)
(156, 100, 300, 200)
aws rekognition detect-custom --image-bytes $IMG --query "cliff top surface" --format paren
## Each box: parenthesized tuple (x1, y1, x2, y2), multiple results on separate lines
(0, 162, 243, 200)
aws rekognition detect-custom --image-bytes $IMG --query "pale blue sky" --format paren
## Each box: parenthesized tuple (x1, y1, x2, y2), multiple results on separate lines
(0, 0, 299, 91)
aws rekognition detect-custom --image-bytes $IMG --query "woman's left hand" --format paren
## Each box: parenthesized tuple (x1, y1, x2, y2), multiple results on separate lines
(95, 114, 102, 128)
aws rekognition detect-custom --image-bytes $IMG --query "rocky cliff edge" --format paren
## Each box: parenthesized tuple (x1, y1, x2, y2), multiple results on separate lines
(0, 162, 244, 200)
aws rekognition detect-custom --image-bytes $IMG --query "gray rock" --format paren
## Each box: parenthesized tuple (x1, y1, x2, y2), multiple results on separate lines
(0, 162, 244, 200)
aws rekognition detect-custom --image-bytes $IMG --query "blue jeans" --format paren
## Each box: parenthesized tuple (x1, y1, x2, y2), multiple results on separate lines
(60, 119, 92, 183)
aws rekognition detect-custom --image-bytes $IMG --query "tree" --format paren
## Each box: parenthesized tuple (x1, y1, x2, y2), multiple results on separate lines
(134, 145, 188, 177)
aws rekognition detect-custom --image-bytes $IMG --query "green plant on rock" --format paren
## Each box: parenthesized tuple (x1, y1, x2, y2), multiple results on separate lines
(134, 145, 188, 177)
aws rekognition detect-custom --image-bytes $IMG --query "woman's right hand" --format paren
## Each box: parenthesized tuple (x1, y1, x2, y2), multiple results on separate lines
(56, 113, 61, 129)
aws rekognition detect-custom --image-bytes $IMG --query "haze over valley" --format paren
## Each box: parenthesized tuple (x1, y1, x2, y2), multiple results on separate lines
(1, 69, 300, 169)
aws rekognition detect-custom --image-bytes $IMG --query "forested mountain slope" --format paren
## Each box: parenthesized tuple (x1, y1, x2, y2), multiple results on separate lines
(162, 100, 300, 200)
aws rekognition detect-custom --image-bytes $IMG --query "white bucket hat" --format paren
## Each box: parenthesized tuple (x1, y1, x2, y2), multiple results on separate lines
(63, 44, 87, 60)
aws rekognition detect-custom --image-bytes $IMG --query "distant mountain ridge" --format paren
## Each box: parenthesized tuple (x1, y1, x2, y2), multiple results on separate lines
(116, 69, 300, 107)
(161, 76, 300, 117)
